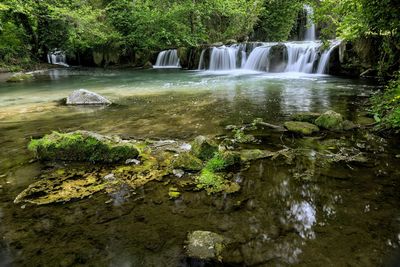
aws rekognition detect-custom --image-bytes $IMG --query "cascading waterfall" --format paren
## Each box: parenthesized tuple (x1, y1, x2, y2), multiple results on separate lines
(196, 5, 340, 75)
(154, 49, 181, 68)
(304, 5, 316, 41)
(47, 50, 68, 67)
(316, 41, 341, 74)
(244, 46, 272, 71)
(285, 42, 320, 73)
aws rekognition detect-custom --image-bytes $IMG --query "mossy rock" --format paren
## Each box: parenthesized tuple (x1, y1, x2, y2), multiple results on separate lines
(7, 73, 34, 82)
(239, 149, 275, 162)
(290, 112, 321, 124)
(14, 167, 108, 205)
(186, 231, 227, 261)
(315, 110, 344, 131)
(191, 136, 218, 161)
(28, 131, 139, 163)
(284, 121, 320, 135)
(172, 152, 203, 171)
(204, 151, 240, 172)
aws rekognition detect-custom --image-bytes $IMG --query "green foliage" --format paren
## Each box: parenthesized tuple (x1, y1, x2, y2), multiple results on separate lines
(254, 0, 305, 41)
(313, 0, 400, 76)
(371, 73, 400, 131)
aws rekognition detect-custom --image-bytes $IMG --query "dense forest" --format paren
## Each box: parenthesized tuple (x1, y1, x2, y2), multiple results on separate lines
(0, 0, 399, 130)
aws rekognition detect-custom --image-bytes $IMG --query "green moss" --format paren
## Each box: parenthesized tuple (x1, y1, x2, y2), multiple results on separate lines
(284, 121, 320, 135)
(204, 151, 240, 172)
(191, 136, 218, 160)
(195, 151, 241, 194)
(172, 152, 203, 171)
(315, 110, 344, 131)
(196, 169, 225, 192)
(28, 131, 139, 163)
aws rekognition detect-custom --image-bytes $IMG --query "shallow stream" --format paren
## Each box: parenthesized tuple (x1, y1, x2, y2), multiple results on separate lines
(0, 68, 399, 266)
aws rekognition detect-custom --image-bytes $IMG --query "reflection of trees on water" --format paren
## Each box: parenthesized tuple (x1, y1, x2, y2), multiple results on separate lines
(238, 163, 343, 264)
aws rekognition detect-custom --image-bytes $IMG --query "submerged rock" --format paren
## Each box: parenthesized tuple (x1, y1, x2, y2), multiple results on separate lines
(284, 121, 320, 135)
(6, 73, 34, 82)
(239, 149, 274, 162)
(14, 167, 108, 205)
(185, 231, 227, 261)
(315, 110, 344, 131)
(66, 89, 111, 105)
(290, 112, 321, 124)
(191, 136, 218, 160)
(28, 131, 139, 163)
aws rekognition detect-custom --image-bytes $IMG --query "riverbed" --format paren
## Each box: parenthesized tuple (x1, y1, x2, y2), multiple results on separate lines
(0, 68, 399, 266)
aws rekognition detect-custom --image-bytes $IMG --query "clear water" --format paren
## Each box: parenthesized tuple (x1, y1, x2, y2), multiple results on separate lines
(0, 68, 399, 266)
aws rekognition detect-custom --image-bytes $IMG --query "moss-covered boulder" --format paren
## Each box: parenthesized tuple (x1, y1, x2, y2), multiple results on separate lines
(185, 231, 227, 261)
(284, 121, 320, 135)
(28, 131, 139, 163)
(290, 112, 321, 123)
(191, 136, 218, 160)
(172, 152, 203, 171)
(315, 110, 344, 131)
(6, 73, 34, 82)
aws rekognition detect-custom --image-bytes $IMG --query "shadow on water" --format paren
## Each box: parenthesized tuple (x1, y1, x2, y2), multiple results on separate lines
(0, 69, 399, 266)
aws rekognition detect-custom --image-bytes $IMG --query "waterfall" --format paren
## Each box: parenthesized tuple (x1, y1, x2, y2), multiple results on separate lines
(198, 49, 207, 70)
(285, 42, 320, 73)
(244, 46, 272, 71)
(317, 41, 341, 74)
(304, 5, 316, 41)
(47, 50, 69, 67)
(209, 46, 238, 70)
(154, 49, 181, 68)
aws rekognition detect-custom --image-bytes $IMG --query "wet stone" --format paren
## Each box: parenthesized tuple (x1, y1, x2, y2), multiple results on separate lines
(315, 110, 344, 131)
(284, 121, 320, 135)
(66, 89, 111, 105)
(185, 231, 227, 261)
(191, 136, 218, 160)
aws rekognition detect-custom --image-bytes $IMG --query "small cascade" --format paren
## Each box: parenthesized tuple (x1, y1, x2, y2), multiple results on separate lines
(209, 46, 238, 70)
(244, 46, 272, 71)
(198, 49, 207, 70)
(285, 42, 320, 73)
(317, 41, 341, 74)
(47, 50, 69, 67)
(154, 49, 181, 68)
(303, 5, 316, 41)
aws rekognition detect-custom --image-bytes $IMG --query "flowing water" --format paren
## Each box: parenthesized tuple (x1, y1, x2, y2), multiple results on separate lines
(0, 68, 400, 266)
(154, 50, 181, 69)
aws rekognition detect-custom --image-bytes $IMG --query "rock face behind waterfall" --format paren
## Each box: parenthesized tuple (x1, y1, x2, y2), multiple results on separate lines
(66, 89, 111, 105)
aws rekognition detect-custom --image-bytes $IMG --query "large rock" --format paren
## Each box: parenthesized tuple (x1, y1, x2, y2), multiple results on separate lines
(191, 136, 218, 161)
(315, 110, 344, 131)
(66, 89, 111, 105)
(185, 231, 226, 261)
(28, 131, 139, 162)
(284, 121, 320, 135)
